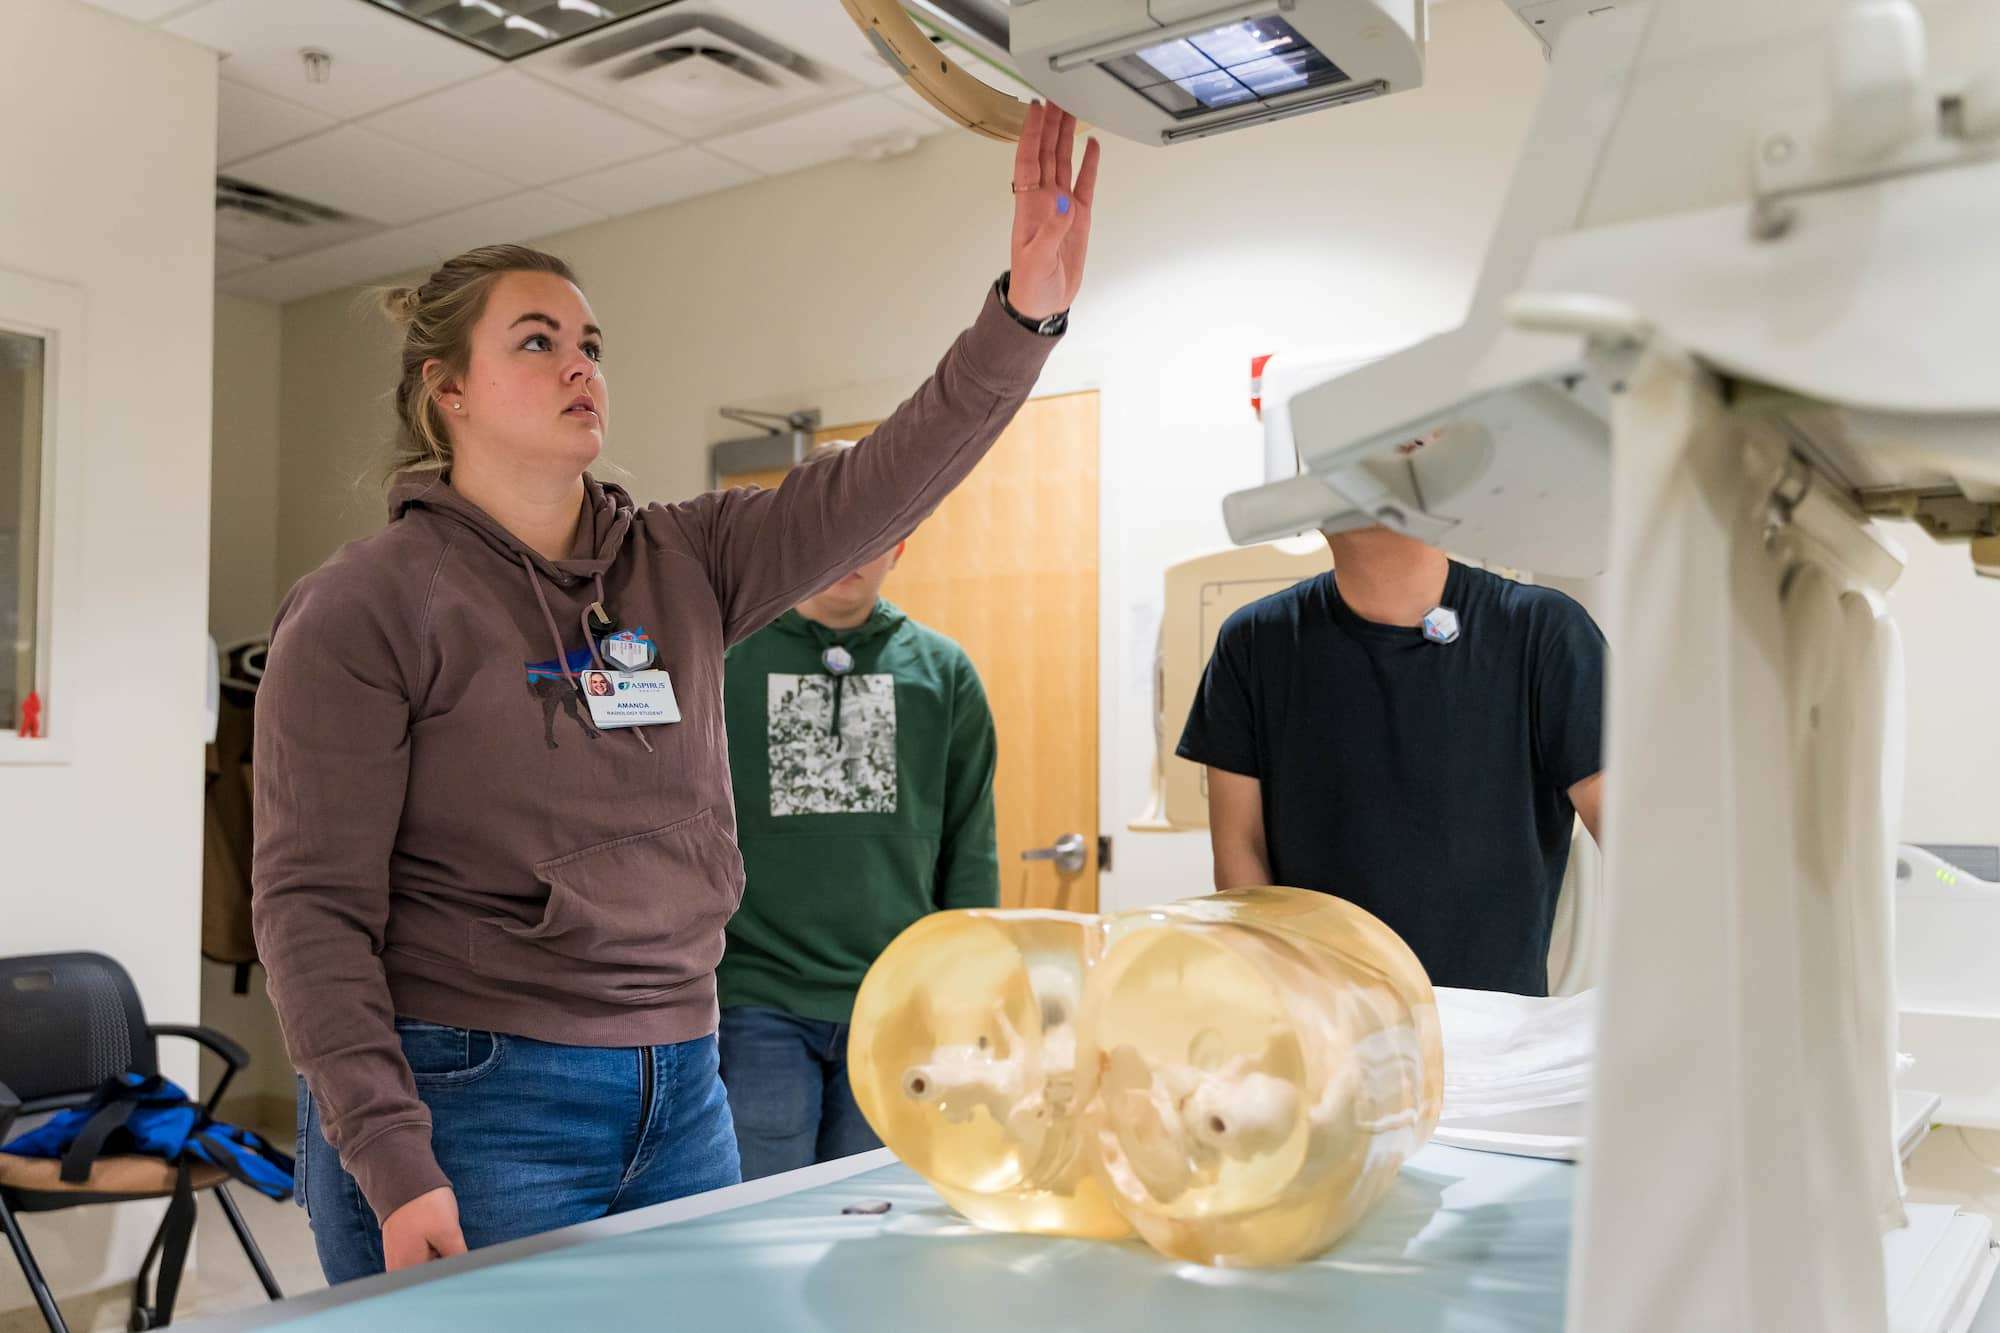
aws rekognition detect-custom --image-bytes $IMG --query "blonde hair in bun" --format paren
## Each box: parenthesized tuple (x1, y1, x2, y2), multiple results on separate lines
(376, 285, 423, 328)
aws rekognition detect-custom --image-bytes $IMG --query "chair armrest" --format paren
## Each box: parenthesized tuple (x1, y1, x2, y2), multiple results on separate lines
(0, 1077, 20, 1145)
(150, 1024, 250, 1072)
(152, 1025, 251, 1119)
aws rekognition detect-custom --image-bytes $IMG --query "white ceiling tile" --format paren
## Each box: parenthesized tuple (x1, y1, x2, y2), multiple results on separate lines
(230, 125, 516, 227)
(164, 0, 496, 121)
(213, 244, 265, 277)
(546, 146, 758, 218)
(413, 191, 607, 258)
(362, 70, 679, 188)
(882, 83, 964, 135)
(714, 0, 911, 91)
(705, 93, 940, 177)
(75, 0, 209, 21)
(218, 228, 446, 305)
(217, 80, 339, 167)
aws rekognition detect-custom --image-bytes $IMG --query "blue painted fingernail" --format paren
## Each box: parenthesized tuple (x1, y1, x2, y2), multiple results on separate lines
(1057, 195, 1070, 215)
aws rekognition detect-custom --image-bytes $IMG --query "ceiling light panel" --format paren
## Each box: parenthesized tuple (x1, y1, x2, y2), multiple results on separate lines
(362, 0, 680, 60)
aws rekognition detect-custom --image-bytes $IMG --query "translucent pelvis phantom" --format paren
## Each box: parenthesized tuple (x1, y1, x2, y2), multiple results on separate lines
(847, 887, 1443, 1267)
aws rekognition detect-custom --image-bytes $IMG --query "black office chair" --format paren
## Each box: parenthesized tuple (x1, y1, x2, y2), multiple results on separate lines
(0, 952, 285, 1332)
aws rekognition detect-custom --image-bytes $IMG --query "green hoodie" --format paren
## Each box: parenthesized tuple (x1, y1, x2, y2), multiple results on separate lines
(719, 601, 998, 1022)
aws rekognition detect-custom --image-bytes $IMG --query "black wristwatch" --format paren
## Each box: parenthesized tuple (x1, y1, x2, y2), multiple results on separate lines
(995, 271, 1069, 338)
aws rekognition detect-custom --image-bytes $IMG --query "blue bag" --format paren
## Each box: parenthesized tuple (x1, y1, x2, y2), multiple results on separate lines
(3, 1072, 293, 1200)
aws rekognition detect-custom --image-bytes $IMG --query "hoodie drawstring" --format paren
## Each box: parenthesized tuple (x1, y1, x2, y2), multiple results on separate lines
(580, 573, 611, 668)
(802, 620, 849, 749)
(521, 556, 653, 755)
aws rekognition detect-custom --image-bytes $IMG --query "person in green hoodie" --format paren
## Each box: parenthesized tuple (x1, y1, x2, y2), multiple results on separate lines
(718, 442, 999, 1179)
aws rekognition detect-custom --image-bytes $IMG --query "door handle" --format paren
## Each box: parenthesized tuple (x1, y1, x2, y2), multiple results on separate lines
(1021, 833, 1088, 875)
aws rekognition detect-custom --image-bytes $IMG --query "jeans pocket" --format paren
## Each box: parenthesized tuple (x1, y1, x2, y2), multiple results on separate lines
(396, 1018, 505, 1087)
(293, 1077, 310, 1212)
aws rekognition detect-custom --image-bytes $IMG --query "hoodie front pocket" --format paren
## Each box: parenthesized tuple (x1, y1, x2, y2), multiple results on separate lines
(473, 808, 745, 1002)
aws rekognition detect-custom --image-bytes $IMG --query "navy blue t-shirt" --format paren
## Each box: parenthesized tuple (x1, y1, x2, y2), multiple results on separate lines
(1176, 563, 1606, 995)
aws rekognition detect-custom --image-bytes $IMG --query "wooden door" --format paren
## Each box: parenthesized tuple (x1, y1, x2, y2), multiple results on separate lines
(720, 391, 1100, 911)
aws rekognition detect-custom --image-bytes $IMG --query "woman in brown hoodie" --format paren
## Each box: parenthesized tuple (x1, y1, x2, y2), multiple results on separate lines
(253, 104, 1100, 1283)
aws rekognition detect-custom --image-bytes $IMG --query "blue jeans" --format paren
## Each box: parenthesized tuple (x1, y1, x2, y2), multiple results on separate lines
(295, 1019, 739, 1285)
(716, 1005, 881, 1181)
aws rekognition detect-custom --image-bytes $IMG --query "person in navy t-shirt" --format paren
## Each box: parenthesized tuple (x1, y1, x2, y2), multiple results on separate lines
(1177, 526, 1607, 996)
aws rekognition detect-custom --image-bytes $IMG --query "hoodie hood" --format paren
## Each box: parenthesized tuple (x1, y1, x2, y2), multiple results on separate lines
(771, 600, 907, 648)
(388, 470, 637, 586)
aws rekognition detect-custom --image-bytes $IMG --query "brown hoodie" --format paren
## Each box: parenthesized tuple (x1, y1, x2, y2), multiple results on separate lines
(251, 286, 1057, 1222)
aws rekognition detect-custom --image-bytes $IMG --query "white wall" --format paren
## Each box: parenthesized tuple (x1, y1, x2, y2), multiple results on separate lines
(1891, 529, 2000, 846)
(0, 0, 218, 1312)
(272, 0, 1551, 913)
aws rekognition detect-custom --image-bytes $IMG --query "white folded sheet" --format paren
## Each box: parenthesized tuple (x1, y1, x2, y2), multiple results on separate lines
(1432, 987, 1595, 1160)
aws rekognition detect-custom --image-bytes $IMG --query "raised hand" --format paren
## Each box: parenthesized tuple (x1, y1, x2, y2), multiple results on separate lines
(1007, 102, 1101, 321)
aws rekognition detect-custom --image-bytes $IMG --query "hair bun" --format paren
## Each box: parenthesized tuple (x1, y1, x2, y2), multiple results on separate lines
(377, 286, 421, 326)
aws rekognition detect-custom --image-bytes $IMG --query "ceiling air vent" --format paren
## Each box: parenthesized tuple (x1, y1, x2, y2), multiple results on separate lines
(544, 13, 829, 131)
(215, 177, 383, 261)
(616, 40, 791, 117)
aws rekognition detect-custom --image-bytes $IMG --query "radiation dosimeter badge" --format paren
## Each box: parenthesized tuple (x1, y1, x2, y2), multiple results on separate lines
(601, 627, 657, 672)
(1422, 606, 1460, 645)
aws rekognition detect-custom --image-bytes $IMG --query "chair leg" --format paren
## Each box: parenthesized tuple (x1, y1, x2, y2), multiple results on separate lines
(0, 1195, 71, 1333)
(211, 1186, 283, 1302)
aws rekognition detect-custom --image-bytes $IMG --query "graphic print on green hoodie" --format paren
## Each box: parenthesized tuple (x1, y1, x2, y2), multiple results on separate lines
(719, 602, 999, 1023)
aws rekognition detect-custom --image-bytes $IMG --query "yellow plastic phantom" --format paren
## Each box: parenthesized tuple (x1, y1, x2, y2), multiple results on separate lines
(847, 887, 1442, 1267)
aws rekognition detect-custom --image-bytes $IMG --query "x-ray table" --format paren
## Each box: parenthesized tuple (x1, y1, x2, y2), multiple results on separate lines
(190, 1144, 1574, 1332)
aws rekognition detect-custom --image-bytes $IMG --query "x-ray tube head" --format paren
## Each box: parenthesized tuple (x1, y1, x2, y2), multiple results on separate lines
(1227, 329, 1614, 575)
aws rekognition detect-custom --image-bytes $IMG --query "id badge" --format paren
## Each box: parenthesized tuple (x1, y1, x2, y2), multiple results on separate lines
(578, 669, 680, 728)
